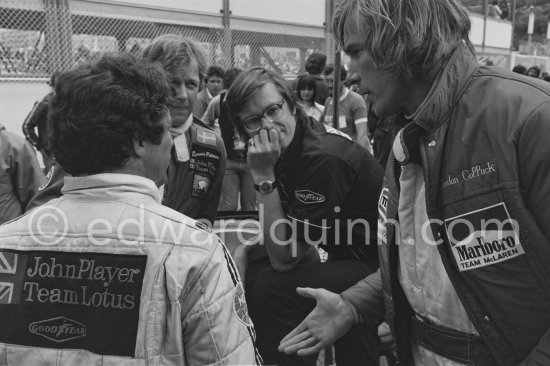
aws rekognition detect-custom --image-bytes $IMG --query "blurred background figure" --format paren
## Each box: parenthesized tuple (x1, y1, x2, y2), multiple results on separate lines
(512, 64, 527, 74)
(499, 0, 509, 19)
(22, 71, 59, 170)
(304, 52, 329, 106)
(203, 67, 256, 211)
(193, 65, 225, 118)
(489, 0, 502, 18)
(527, 65, 541, 78)
(296, 74, 324, 122)
(0, 123, 43, 224)
(290, 52, 329, 107)
(321, 63, 372, 153)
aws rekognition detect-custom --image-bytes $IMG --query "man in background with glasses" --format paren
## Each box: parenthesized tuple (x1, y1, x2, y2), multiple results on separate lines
(226, 67, 384, 366)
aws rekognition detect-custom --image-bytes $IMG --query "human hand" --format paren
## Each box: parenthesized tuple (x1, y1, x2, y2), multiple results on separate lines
(278, 287, 356, 356)
(247, 129, 281, 177)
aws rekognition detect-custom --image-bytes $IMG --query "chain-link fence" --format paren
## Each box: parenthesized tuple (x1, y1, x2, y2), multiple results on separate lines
(0, 1, 327, 81)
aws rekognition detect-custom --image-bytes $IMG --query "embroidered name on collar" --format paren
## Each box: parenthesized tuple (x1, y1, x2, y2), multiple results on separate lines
(442, 161, 497, 188)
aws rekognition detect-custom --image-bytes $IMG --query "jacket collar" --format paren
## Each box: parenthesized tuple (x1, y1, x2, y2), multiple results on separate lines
(170, 114, 193, 137)
(62, 174, 162, 203)
(409, 43, 479, 132)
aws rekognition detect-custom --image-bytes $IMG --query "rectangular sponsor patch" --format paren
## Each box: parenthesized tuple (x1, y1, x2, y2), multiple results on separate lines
(189, 143, 221, 178)
(0, 250, 147, 357)
(444, 203, 524, 272)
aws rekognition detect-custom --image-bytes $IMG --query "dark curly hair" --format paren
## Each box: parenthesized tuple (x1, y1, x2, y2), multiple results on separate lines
(296, 74, 318, 102)
(322, 63, 347, 81)
(49, 52, 169, 176)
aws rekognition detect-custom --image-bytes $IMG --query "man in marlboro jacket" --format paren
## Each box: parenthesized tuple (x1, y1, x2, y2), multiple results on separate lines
(279, 0, 550, 365)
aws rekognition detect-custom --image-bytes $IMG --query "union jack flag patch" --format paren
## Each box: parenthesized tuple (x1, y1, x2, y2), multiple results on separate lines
(0, 252, 27, 304)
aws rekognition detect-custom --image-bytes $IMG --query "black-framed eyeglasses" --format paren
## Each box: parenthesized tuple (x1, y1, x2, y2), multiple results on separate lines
(242, 98, 286, 132)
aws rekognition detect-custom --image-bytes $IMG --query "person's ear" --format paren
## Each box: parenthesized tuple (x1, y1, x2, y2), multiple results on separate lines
(133, 139, 146, 158)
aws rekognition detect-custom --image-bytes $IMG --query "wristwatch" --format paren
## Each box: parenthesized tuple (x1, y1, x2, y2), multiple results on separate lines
(254, 180, 279, 194)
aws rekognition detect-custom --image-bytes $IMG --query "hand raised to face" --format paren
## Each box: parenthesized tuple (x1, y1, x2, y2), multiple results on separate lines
(247, 128, 281, 177)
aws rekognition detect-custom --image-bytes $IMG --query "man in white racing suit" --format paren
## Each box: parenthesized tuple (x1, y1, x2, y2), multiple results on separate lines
(0, 53, 260, 365)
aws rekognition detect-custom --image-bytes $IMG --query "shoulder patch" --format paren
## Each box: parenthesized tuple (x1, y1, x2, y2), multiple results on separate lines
(196, 129, 217, 147)
(233, 282, 252, 326)
(377, 188, 389, 245)
(194, 220, 212, 233)
(191, 174, 211, 199)
(189, 143, 221, 179)
(444, 202, 525, 272)
(38, 165, 55, 191)
(295, 190, 325, 204)
(324, 125, 352, 141)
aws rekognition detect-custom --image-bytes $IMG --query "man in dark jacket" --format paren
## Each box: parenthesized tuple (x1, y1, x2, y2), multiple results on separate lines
(143, 35, 226, 225)
(226, 67, 383, 365)
(29, 35, 226, 226)
(279, 0, 550, 365)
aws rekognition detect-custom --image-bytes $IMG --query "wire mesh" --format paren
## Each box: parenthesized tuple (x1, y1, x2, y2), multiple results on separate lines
(0, 1, 327, 80)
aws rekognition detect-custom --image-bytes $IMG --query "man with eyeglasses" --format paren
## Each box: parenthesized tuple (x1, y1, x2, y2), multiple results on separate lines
(225, 67, 384, 366)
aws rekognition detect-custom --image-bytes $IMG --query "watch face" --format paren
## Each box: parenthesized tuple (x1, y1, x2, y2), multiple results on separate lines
(259, 181, 273, 194)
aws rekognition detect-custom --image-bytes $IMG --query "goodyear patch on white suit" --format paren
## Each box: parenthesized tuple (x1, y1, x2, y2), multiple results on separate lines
(444, 202, 525, 272)
(377, 188, 389, 245)
(38, 165, 54, 191)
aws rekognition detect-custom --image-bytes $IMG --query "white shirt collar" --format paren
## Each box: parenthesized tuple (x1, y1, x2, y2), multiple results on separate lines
(171, 114, 193, 135)
(339, 87, 350, 102)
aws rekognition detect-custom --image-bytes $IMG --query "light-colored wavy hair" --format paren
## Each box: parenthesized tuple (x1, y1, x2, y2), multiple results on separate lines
(333, 0, 474, 81)
(141, 34, 207, 82)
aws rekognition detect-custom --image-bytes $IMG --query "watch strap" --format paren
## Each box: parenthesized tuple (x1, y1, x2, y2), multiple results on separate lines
(254, 180, 279, 193)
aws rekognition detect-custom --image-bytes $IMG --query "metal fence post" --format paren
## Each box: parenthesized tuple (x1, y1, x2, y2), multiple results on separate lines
(43, 0, 73, 73)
